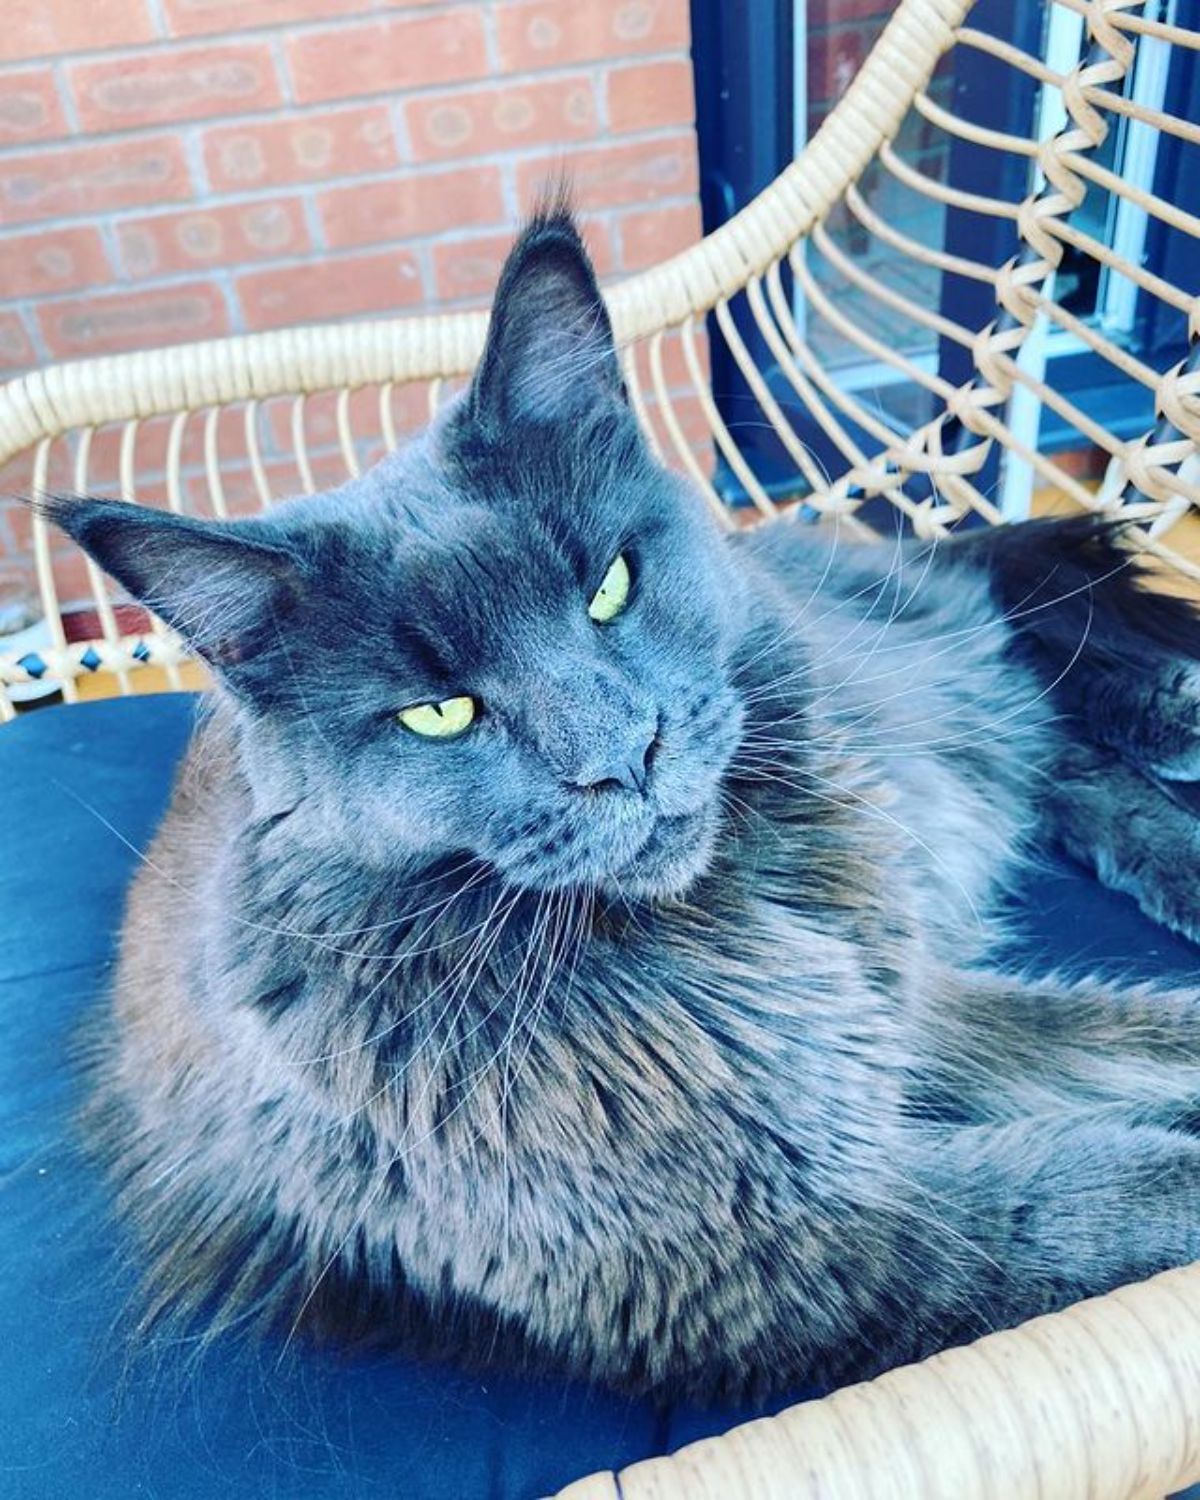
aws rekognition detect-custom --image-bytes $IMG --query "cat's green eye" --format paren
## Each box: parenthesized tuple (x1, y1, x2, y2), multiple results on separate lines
(398, 696, 476, 739)
(588, 553, 631, 623)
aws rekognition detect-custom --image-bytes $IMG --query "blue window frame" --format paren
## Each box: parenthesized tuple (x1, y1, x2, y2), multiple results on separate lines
(690, 0, 800, 503)
(689, 0, 1200, 514)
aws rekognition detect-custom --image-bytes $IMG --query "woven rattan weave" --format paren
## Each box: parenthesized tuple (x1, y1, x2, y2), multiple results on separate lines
(3, 0, 1199, 1493)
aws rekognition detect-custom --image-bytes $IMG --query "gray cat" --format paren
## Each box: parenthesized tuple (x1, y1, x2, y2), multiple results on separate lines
(47, 209, 1200, 1403)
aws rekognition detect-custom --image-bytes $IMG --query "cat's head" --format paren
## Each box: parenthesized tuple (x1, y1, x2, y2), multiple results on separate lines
(47, 208, 749, 899)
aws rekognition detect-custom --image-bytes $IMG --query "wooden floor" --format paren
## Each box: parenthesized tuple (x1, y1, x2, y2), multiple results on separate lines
(1032, 489, 1200, 601)
(72, 660, 207, 702)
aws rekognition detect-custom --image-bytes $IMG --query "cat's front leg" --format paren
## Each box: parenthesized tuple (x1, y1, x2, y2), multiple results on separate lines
(1042, 741, 1200, 946)
(911, 963, 1200, 1124)
(888, 1114, 1200, 1374)
(951, 513, 1200, 940)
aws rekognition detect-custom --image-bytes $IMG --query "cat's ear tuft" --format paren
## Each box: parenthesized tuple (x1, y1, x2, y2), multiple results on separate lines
(468, 194, 623, 432)
(39, 495, 305, 680)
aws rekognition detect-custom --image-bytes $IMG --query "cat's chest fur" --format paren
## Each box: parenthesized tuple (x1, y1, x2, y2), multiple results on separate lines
(154, 836, 913, 1313)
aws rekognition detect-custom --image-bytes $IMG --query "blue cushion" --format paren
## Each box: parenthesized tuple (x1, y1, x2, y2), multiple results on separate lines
(2, 694, 1197, 1499)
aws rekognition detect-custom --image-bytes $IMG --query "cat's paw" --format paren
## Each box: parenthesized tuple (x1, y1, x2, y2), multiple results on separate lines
(1136, 664, 1200, 781)
(1051, 750, 1200, 948)
(1128, 863, 1200, 947)
(1090, 794, 1200, 946)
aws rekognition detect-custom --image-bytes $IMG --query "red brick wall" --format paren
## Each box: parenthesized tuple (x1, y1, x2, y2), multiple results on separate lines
(807, 0, 891, 127)
(0, 0, 700, 623)
(0, 1, 698, 368)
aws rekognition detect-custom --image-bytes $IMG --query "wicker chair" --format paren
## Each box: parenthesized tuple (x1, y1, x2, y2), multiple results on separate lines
(4, 0, 1200, 1493)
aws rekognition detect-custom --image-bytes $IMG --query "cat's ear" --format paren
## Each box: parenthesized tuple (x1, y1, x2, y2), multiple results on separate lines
(468, 201, 623, 432)
(41, 496, 304, 678)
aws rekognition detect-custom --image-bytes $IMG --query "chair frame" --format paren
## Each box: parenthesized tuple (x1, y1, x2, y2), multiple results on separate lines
(3, 1, 1200, 1492)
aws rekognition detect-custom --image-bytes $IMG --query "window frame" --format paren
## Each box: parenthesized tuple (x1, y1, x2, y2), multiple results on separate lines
(688, 0, 1200, 510)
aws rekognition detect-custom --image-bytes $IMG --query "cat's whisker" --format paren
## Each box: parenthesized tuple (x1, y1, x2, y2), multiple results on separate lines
(741, 542, 1138, 745)
(794, 525, 943, 719)
(275, 886, 543, 1362)
(497, 889, 576, 1247)
(731, 758, 986, 932)
(738, 557, 1102, 740)
(734, 518, 919, 700)
(748, 544, 1137, 717)
(735, 522, 942, 717)
(391, 887, 553, 1136)
(392, 885, 591, 1252)
(741, 588, 1095, 778)
(729, 510, 851, 683)
(328, 876, 519, 1104)
(769, 511, 915, 678)
(342, 883, 534, 1137)
(50, 776, 499, 964)
(737, 712, 1071, 764)
(292, 880, 521, 1070)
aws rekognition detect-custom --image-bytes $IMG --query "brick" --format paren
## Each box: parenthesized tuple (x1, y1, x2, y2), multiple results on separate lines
(48, 544, 100, 607)
(0, 225, 111, 299)
(672, 396, 716, 470)
(183, 460, 289, 515)
(117, 199, 309, 278)
(433, 222, 614, 304)
(620, 330, 709, 421)
(0, 501, 26, 562)
(517, 134, 698, 211)
(0, 312, 33, 371)
(0, 1, 154, 65)
(496, 0, 689, 71)
(237, 250, 423, 332)
(0, 556, 37, 606)
(607, 59, 694, 133)
(379, 381, 434, 439)
(633, 323, 710, 395)
(433, 233, 526, 305)
(0, 489, 34, 542)
(38, 283, 230, 360)
(0, 571, 40, 629)
(318, 167, 504, 251)
(203, 105, 398, 192)
(1048, 445, 1107, 481)
(184, 451, 348, 510)
(70, 42, 281, 132)
(3, 496, 33, 555)
(288, 10, 489, 105)
(0, 136, 192, 226)
(262, 383, 429, 453)
(0, 448, 73, 525)
(79, 415, 215, 490)
(164, 0, 375, 38)
(809, 26, 869, 106)
(807, 0, 893, 24)
(0, 68, 68, 146)
(406, 75, 597, 164)
(617, 198, 701, 272)
(638, 388, 714, 474)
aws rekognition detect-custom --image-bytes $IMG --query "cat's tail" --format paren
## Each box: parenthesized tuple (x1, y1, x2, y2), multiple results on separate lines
(943, 513, 1200, 780)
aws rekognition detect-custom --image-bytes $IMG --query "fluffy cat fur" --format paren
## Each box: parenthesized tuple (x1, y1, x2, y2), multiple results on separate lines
(46, 208, 1200, 1403)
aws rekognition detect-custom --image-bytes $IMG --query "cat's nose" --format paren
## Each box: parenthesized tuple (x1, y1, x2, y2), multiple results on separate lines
(572, 725, 659, 796)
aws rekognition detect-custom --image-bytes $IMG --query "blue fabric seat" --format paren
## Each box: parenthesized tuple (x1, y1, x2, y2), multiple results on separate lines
(2, 694, 1198, 1500)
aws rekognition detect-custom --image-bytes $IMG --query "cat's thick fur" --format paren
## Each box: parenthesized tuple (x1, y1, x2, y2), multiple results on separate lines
(48, 210, 1200, 1403)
